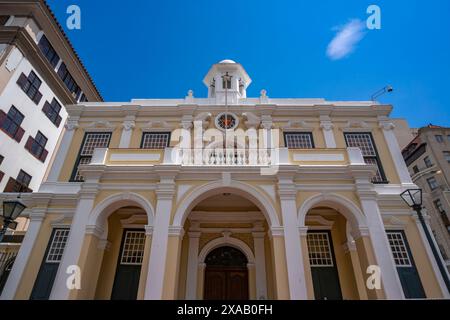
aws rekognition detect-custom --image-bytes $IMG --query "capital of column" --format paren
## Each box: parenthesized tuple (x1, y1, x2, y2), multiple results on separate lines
(269, 226, 284, 239)
(169, 225, 185, 238)
(247, 262, 256, 269)
(320, 120, 334, 131)
(342, 240, 357, 253)
(378, 120, 395, 131)
(29, 209, 46, 222)
(252, 231, 266, 239)
(199, 262, 206, 270)
(85, 224, 104, 238)
(156, 182, 176, 200)
(298, 226, 309, 236)
(351, 226, 370, 240)
(79, 182, 100, 199)
(122, 119, 136, 131)
(65, 117, 79, 131)
(145, 225, 154, 236)
(188, 231, 201, 239)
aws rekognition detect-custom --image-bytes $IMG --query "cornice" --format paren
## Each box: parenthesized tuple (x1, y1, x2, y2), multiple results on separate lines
(0, 27, 76, 104)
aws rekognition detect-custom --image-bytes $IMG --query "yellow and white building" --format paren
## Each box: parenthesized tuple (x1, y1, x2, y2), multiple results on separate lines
(1, 60, 449, 300)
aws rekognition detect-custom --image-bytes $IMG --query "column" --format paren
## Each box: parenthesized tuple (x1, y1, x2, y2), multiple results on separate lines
(252, 225, 268, 299)
(46, 118, 79, 182)
(0, 208, 45, 300)
(277, 177, 308, 299)
(269, 227, 290, 299)
(162, 226, 185, 299)
(118, 117, 135, 148)
(197, 263, 206, 299)
(247, 263, 256, 299)
(359, 194, 405, 299)
(144, 178, 176, 299)
(185, 227, 201, 299)
(320, 116, 336, 148)
(49, 185, 97, 299)
(378, 119, 413, 185)
(343, 240, 369, 299)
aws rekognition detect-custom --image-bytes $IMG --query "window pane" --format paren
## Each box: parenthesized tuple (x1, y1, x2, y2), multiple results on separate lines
(120, 230, 145, 265)
(285, 133, 314, 149)
(80, 133, 111, 155)
(344, 133, 376, 156)
(46, 229, 70, 263)
(387, 232, 412, 267)
(141, 133, 170, 149)
(307, 232, 334, 267)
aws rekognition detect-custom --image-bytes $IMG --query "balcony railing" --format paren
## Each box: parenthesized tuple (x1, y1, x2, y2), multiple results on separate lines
(90, 147, 366, 168)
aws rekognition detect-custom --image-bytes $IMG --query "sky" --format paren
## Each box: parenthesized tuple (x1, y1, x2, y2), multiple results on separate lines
(46, 0, 450, 128)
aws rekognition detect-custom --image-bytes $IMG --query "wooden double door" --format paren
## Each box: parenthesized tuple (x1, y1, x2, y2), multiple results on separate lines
(204, 267, 248, 300)
(203, 246, 249, 300)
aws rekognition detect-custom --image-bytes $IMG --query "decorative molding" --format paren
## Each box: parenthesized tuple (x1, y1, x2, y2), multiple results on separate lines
(285, 120, 312, 129)
(86, 120, 115, 129)
(242, 112, 261, 129)
(142, 120, 172, 130)
(194, 112, 212, 129)
(305, 215, 334, 227)
(269, 226, 284, 238)
(339, 120, 369, 131)
(189, 211, 264, 223)
(97, 239, 111, 251)
(120, 214, 148, 228)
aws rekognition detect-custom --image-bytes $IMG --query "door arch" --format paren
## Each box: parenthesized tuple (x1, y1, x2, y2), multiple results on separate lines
(203, 246, 249, 300)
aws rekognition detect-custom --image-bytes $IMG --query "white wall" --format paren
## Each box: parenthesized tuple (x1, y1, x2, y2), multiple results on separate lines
(0, 47, 68, 192)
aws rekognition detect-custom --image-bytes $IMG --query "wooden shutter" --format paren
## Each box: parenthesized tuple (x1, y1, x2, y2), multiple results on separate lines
(42, 101, 51, 114)
(24, 136, 34, 152)
(14, 127, 25, 142)
(0, 109, 6, 125)
(16, 73, 27, 88)
(39, 149, 48, 162)
(3, 177, 15, 192)
(54, 115, 62, 127)
(33, 91, 43, 105)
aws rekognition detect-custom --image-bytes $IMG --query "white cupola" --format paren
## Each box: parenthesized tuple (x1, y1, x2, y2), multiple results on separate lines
(203, 59, 252, 104)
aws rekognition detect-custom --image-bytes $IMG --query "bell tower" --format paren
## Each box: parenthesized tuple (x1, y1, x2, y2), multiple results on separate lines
(203, 59, 252, 104)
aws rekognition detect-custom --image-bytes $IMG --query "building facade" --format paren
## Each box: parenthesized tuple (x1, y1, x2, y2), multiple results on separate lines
(0, 60, 449, 300)
(402, 125, 450, 271)
(0, 0, 101, 295)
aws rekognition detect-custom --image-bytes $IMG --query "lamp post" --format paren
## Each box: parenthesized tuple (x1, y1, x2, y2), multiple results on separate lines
(400, 188, 450, 292)
(371, 85, 393, 101)
(0, 200, 26, 243)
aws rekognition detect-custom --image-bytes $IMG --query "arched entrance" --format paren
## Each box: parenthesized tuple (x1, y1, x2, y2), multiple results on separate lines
(204, 246, 249, 300)
(174, 182, 279, 300)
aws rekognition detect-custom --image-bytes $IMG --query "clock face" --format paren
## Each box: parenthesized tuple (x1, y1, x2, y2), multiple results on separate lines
(216, 113, 238, 130)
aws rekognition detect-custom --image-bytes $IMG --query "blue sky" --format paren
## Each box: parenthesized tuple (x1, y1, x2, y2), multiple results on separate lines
(47, 0, 450, 127)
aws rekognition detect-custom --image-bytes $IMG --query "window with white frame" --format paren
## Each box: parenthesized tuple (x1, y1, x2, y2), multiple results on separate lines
(120, 230, 146, 265)
(387, 232, 412, 267)
(307, 232, 334, 267)
(424, 156, 433, 168)
(140, 132, 170, 149)
(427, 176, 439, 190)
(344, 133, 386, 183)
(46, 229, 70, 263)
(71, 133, 111, 181)
(284, 132, 315, 149)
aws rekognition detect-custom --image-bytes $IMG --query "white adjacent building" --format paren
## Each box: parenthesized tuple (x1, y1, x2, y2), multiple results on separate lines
(0, 0, 101, 293)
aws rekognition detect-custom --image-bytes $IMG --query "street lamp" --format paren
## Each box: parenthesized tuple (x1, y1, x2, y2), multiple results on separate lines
(0, 200, 26, 243)
(400, 188, 450, 292)
(371, 85, 393, 101)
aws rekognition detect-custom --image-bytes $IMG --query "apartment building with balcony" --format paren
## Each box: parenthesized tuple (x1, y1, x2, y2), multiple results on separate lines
(0, 60, 448, 300)
(402, 125, 450, 271)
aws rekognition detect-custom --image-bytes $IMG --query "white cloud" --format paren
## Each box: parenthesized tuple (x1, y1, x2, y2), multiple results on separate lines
(327, 19, 366, 60)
